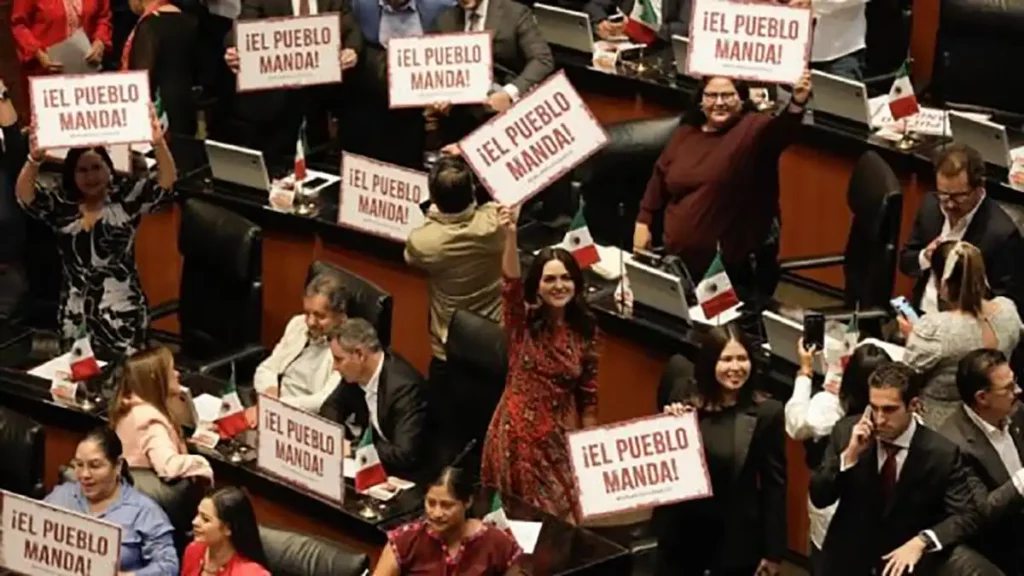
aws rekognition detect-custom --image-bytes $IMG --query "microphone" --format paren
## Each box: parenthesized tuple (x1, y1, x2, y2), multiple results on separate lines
(618, 202, 628, 308)
(450, 439, 478, 469)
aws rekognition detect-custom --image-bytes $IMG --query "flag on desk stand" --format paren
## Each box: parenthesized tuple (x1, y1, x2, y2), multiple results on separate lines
(295, 120, 308, 184)
(887, 61, 920, 120)
(215, 364, 249, 439)
(69, 325, 101, 382)
(482, 492, 511, 533)
(563, 205, 600, 269)
(355, 428, 388, 492)
(624, 0, 658, 44)
(154, 90, 169, 134)
(696, 251, 740, 321)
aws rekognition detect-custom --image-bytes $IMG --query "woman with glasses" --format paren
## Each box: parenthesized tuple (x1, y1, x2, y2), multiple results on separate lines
(632, 72, 811, 298)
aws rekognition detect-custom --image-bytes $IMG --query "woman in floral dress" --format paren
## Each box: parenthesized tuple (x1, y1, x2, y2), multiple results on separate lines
(480, 206, 599, 522)
(17, 105, 176, 354)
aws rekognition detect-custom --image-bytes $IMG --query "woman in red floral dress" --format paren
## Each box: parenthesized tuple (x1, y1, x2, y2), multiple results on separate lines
(480, 206, 600, 522)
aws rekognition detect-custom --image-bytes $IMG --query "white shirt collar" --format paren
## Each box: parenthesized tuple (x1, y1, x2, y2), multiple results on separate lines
(464, 0, 487, 30)
(941, 193, 985, 236)
(963, 403, 1008, 436)
(360, 353, 385, 396)
(884, 415, 918, 450)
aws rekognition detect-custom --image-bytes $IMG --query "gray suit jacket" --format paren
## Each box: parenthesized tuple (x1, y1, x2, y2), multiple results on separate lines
(435, 0, 554, 95)
(583, 0, 691, 40)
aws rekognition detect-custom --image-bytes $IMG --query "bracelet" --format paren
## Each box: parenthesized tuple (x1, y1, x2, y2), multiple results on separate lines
(27, 155, 42, 166)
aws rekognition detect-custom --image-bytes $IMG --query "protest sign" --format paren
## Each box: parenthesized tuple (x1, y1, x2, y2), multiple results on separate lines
(687, 0, 812, 84)
(0, 489, 122, 576)
(387, 32, 493, 108)
(31, 71, 151, 150)
(257, 394, 345, 502)
(567, 413, 712, 520)
(459, 71, 608, 206)
(236, 14, 342, 92)
(338, 152, 427, 242)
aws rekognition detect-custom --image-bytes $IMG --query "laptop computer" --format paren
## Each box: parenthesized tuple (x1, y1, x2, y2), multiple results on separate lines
(205, 140, 272, 191)
(809, 70, 873, 126)
(625, 258, 690, 322)
(534, 4, 594, 53)
(948, 112, 1022, 169)
(671, 35, 690, 76)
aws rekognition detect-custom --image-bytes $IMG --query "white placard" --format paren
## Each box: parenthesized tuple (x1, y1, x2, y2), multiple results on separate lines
(236, 14, 342, 92)
(30, 71, 151, 150)
(338, 152, 427, 242)
(257, 394, 345, 502)
(686, 0, 812, 84)
(387, 32, 493, 108)
(0, 489, 122, 576)
(459, 71, 608, 206)
(567, 413, 712, 520)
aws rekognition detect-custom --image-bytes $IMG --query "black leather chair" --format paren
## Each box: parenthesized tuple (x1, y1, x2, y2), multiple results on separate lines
(576, 116, 683, 249)
(779, 151, 903, 327)
(930, 0, 1024, 116)
(0, 407, 45, 499)
(259, 525, 369, 576)
(150, 198, 265, 374)
(442, 309, 508, 476)
(306, 261, 393, 349)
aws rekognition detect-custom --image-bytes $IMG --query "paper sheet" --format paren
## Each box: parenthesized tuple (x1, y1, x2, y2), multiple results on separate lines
(508, 520, 542, 553)
(28, 352, 107, 380)
(47, 29, 100, 75)
(192, 393, 225, 423)
(688, 303, 743, 326)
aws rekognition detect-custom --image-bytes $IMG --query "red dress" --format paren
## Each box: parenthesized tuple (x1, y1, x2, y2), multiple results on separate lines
(481, 277, 599, 521)
(180, 542, 271, 576)
(388, 520, 522, 575)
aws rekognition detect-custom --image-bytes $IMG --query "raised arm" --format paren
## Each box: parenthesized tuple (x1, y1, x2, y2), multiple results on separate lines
(150, 106, 176, 191)
(508, 4, 554, 95)
(15, 129, 44, 207)
(499, 205, 520, 279)
(138, 417, 214, 481)
(761, 70, 811, 155)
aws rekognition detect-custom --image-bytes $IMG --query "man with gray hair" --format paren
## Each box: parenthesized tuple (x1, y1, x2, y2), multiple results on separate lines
(320, 318, 428, 481)
(251, 272, 349, 418)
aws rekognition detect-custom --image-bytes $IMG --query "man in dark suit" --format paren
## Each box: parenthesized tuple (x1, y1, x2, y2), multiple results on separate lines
(223, 0, 363, 158)
(940, 349, 1024, 575)
(432, 0, 554, 143)
(320, 318, 430, 481)
(898, 144, 1023, 313)
(583, 0, 691, 42)
(810, 362, 980, 576)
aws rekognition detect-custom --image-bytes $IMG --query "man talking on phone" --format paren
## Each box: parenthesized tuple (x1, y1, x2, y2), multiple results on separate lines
(810, 362, 980, 576)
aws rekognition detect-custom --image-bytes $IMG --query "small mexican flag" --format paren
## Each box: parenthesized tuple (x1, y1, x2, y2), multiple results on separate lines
(294, 120, 307, 183)
(696, 252, 740, 320)
(482, 492, 511, 532)
(355, 429, 388, 492)
(154, 90, 169, 134)
(563, 205, 600, 269)
(624, 0, 658, 44)
(215, 364, 249, 439)
(68, 326, 101, 382)
(887, 61, 919, 120)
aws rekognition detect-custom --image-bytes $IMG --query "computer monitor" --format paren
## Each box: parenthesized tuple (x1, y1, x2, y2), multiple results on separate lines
(671, 35, 690, 77)
(809, 70, 872, 125)
(624, 258, 690, 322)
(534, 4, 594, 54)
(948, 112, 1015, 169)
(205, 140, 272, 191)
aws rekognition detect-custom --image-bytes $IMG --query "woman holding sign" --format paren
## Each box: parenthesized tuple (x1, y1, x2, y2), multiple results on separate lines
(16, 104, 177, 354)
(659, 324, 786, 576)
(480, 205, 599, 523)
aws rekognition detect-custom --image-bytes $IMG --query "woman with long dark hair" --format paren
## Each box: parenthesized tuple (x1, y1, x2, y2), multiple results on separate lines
(181, 486, 270, 576)
(480, 206, 599, 523)
(658, 324, 785, 576)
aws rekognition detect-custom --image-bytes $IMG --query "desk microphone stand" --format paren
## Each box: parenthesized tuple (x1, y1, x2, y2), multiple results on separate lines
(896, 120, 920, 151)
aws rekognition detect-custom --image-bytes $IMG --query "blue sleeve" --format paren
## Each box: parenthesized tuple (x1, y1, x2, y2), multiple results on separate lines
(42, 483, 74, 507)
(132, 501, 179, 576)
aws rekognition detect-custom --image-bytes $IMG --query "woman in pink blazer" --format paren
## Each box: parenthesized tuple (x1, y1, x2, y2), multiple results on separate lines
(111, 346, 214, 482)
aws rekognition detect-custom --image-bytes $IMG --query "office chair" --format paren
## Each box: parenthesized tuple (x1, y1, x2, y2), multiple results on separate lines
(260, 525, 369, 576)
(149, 198, 265, 375)
(657, 354, 696, 411)
(0, 406, 46, 499)
(305, 261, 393, 350)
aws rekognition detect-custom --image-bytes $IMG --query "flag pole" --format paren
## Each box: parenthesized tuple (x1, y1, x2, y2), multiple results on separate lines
(894, 56, 919, 151)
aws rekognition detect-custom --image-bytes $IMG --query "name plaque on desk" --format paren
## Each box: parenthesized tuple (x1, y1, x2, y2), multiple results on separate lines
(235, 14, 343, 92)
(257, 395, 345, 503)
(338, 152, 427, 242)
(686, 0, 812, 84)
(567, 413, 713, 520)
(387, 32, 493, 108)
(459, 71, 608, 206)
(0, 489, 123, 576)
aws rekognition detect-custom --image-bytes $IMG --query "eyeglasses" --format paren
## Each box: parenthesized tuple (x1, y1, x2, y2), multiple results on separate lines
(702, 91, 738, 103)
(934, 190, 974, 203)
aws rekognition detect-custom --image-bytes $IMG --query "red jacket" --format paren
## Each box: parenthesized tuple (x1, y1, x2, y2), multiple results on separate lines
(11, 0, 112, 63)
(181, 542, 271, 576)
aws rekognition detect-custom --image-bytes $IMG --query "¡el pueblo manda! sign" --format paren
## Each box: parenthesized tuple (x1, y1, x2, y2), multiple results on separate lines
(459, 71, 608, 206)
(567, 413, 713, 520)
(31, 71, 151, 150)
(1, 489, 123, 576)
(236, 14, 342, 92)
(687, 0, 812, 84)
(387, 32, 493, 108)
(257, 394, 345, 502)
(338, 152, 427, 242)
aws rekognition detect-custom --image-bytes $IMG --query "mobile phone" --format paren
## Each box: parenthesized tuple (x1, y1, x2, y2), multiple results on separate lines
(803, 312, 825, 351)
(890, 296, 920, 323)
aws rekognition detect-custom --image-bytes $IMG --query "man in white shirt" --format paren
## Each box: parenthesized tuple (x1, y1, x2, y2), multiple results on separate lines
(249, 272, 348, 422)
(940, 349, 1024, 574)
(785, 0, 867, 80)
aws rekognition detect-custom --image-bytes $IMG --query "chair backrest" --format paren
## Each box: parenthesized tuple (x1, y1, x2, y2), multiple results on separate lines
(444, 310, 508, 474)
(577, 115, 683, 248)
(259, 525, 369, 576)
(843, 151, 903, 309)
(657, 354, 695, 411)
(306, 261, 393, 349)
(178, 198, 263, 359)
(0, 406, 45, 499)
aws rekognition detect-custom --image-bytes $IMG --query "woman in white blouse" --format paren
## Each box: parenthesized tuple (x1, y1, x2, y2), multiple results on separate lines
(785, 338, 890, 575)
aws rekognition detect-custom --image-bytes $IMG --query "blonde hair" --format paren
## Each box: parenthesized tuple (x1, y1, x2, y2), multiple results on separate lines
(110, 347, 180, 434)
(933, 240, 988, 316)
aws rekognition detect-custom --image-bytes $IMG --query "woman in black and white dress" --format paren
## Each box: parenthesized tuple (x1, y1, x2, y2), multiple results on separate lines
(16, 105, 176, 354)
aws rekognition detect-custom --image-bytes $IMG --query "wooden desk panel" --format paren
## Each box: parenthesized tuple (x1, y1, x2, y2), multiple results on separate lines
(580, 91, 679, 125)
(136, 207, 182, 333)
(261, 230, 318, 346)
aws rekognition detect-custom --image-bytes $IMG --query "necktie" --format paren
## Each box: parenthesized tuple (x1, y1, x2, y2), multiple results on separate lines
(298, 0, 310, 16)
(880, 443, 900, 500)
(467, 11, 481, 32)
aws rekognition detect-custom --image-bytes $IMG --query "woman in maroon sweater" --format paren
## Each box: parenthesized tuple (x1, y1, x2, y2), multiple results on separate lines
(633, 73, 812, 297)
